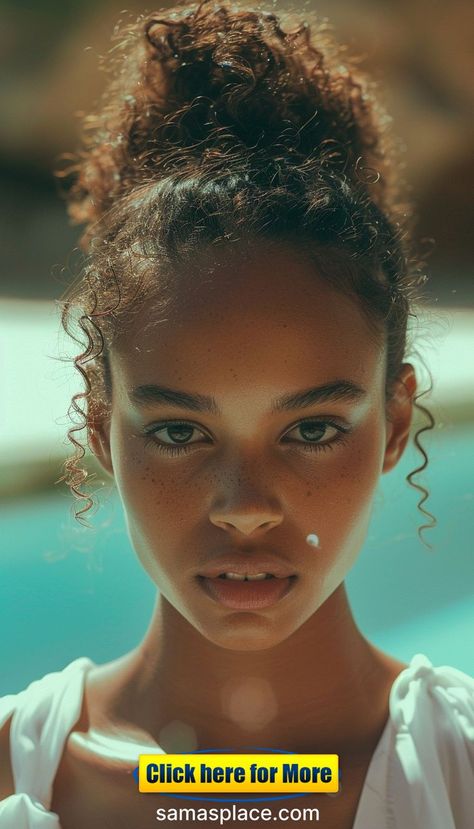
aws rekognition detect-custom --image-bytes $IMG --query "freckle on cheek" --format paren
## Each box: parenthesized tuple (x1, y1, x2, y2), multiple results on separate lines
(140, 466, 153, 482)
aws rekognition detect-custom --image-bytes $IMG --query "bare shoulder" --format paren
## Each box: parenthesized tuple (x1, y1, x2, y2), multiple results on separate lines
(51, 721, 148, 829)
(0, 714, 14, 799)
(368, 642, 409, 682)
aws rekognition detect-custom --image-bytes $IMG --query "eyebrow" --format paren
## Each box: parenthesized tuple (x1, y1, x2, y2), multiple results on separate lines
(129, 380, 367, 414)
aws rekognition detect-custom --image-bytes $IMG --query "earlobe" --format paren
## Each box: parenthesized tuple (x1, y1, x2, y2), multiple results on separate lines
(382, 363, 417, 474)
(87, 418, 115, 478)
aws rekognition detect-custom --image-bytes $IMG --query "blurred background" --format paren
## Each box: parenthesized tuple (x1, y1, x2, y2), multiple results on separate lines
(1, 0, 473, 694)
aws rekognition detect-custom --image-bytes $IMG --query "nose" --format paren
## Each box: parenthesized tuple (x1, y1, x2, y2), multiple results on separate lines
(210, 514, 282, 536)
(209, 471, 283, 537)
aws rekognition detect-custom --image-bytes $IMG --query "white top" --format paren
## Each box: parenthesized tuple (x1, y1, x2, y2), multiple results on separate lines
(0, 653, 473, 828)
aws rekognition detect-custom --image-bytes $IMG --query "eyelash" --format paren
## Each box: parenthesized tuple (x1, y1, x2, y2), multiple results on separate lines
(143, 419, 351, 457)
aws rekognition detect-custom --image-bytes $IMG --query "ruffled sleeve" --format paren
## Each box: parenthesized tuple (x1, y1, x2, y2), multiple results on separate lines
(387, 654, 474, 829)
(0, 793, 61, 828)
(0, 658, 95, 828)
(1, 690, 59, 826)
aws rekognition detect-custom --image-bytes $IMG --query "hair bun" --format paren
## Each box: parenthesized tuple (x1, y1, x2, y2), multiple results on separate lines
(143, 5, 285, 95)
(62, 0, 399, 239)
(145, 18, 187, 61)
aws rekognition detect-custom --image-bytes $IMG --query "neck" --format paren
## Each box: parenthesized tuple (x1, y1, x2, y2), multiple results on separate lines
(115, 583, 394, 754)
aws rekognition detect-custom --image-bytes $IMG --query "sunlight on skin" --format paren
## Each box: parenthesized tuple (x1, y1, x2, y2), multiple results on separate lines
(220, 676, 279, 732)
(69, 719, 199, 764)
(69, 727, 164, 766)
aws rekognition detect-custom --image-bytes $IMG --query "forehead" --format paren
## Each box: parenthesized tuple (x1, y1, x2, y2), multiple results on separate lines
(112, 243, 386, 398)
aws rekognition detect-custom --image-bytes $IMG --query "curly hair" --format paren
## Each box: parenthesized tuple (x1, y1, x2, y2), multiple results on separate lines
(56, 0, 436, 547)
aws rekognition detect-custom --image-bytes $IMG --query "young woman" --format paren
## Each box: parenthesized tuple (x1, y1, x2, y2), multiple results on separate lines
(1, 2, 472, 827)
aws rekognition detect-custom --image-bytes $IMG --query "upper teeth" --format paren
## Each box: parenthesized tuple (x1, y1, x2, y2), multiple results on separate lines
(222, 572, 271, 580)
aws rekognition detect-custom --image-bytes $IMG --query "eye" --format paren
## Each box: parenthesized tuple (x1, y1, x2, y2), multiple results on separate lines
(281, 419, 350, 453)
(143, 421, 210, 456)
(143, 418, 350, 457)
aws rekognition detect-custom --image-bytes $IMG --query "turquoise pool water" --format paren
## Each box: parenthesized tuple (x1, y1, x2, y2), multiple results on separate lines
(1, 424, 473, 694)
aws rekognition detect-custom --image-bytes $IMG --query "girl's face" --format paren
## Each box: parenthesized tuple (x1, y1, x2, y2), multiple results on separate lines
(91, 242, 414, 651)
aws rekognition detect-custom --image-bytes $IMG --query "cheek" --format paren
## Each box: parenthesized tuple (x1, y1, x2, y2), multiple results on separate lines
(110, 429, 194, 573)
(304, 415, 385, 586)
(111, 421, 186, 517)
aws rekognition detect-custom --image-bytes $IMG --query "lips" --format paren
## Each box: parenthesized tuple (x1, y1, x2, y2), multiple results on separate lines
(197, 553, 296, 580)
(197, 573, 297, 609)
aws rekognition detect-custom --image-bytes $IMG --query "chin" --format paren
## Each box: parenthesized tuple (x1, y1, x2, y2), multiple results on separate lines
(198, 614, 297, 652)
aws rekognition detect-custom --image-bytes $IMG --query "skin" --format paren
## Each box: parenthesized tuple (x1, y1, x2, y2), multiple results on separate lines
(81, 240, 415, 765)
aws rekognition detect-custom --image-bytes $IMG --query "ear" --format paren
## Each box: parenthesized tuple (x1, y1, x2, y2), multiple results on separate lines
(87, 413, 115, 478)
(382, 362, 417, 474)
